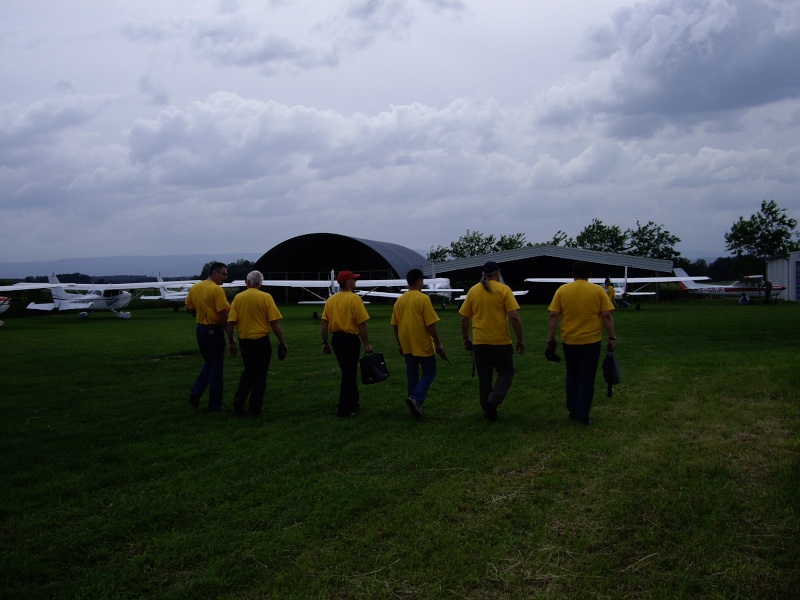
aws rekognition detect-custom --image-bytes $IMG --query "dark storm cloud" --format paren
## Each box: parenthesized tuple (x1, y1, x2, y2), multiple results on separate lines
(544, 0, 800, 137)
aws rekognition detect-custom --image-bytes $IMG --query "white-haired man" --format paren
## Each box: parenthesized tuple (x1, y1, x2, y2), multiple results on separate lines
(226, 270, 287, 417)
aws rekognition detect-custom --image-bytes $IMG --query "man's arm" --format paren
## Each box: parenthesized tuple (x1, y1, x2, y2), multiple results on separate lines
(357, 322, 373, 354)
(217, 309, 232, 342)
(547, 312, 560, 344)
(601, 310, 616, 351)
(321, 320, 330, 354)
(426, 323, 442, 349)
(393, 324, 403, 354)
(461, 315, 473, 350)
(508, 310, 525, 354)
(270, 320, 286, 346)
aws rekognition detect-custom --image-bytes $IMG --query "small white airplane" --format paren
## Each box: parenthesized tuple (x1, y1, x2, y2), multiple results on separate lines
(673, 268, 785, 298)
(230, 270, 462, 305)
(0, 295, 9, 326)
(453, 289, 529, 302)
(525, 266, 710, 299)
(141, 274, 197, 309)
(0, 274, 198, 318)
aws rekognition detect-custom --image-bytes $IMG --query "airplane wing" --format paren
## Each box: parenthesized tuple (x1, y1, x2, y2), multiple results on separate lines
(0, 280, 200, 292)
(454, 290, 527, 301)
(25, 302, 56, 310)
(227, 279, 335, 288)
(525, 276, 710, 284)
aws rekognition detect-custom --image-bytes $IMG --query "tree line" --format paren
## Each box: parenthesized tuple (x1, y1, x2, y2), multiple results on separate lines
(427, 200, 799, 281)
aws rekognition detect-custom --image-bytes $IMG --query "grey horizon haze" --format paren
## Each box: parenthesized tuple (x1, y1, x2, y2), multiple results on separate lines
(2, 0, 799, 263)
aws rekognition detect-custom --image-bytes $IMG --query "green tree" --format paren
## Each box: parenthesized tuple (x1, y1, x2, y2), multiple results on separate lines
(625, 220, 681, 260)
(199, 259, 253, 280)
(543, 230, 574, 246)
(427, 245, 449, 263)
(571, 219, 626, 253)
(725, 200, 800, 259)
(426, 230, 531, 262)
(495, 233, 533, 252)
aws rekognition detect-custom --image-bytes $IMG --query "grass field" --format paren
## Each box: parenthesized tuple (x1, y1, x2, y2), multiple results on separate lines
(1, 299, 798, 599)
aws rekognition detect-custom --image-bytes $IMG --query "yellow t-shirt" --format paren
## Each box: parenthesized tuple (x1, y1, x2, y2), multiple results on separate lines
(321, 291, 370, 334)
(605, 284, 616, 303)
(548, 280, 615, 345)
(458, 280, 520, 345)
(228, 287, 282, 339)
(391, 290, 440, 356)
(185, 279, 231, 325)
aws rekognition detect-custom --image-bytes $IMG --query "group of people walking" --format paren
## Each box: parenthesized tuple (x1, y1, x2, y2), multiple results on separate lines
(184, 260, 616, 425)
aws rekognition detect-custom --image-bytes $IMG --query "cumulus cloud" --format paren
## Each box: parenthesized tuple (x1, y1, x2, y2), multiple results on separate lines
(542, 0, 800, 137)
(1, 0, 799, 262)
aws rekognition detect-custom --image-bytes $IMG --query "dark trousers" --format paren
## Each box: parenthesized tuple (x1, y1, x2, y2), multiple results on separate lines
(563, 341, 601, 423)
(332, 332, 361, 416)
(235, 336, 272, 416)
(192, 324, 226, 409)
(473, 344, 515, 408)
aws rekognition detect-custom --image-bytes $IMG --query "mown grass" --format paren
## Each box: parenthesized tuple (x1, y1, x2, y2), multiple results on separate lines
(1, 299, 798, 598)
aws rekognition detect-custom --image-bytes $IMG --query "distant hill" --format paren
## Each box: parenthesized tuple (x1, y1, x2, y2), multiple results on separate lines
(0, 253, 261, 280)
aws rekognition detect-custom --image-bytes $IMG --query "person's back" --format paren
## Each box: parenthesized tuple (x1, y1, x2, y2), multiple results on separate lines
(461, 280, 517, 345)
(187, 279, 228, 325)
(393, 289, 438, 356)
(549, 280, 610, 345)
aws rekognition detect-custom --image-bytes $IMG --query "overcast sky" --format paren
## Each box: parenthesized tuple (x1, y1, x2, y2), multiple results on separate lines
(2, 0, 799, 264)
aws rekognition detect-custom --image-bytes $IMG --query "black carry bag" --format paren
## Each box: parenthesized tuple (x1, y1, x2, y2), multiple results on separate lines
(360, 352, 389, 385)
(602, 350, 621, 398)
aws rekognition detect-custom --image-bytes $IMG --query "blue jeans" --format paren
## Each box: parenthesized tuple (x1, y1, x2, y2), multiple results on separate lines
(404, 354, 437, 404)
(192, 324, 226, 409)
(562, 341, 601, 423)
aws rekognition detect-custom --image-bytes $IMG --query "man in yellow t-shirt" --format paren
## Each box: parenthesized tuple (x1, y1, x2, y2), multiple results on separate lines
(459, 261, 525, 421)
(321, 270, 373, 417)
(604, 278, 616, 308)
(185, 261, 232, 411)
(547, 261, 616, 425)
(226, 270, 287, 417)
(391, 269, 445, 419)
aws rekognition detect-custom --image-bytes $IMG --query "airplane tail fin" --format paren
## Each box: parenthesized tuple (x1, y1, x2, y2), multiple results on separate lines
(673, 268, 700, 291)
(47, 274, 69, 308)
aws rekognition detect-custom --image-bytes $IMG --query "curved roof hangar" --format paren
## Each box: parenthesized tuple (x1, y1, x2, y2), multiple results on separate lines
(254, 233, 427, 282)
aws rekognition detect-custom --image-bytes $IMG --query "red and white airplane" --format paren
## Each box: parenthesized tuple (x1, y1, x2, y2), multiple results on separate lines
(673, 268, 785, 299)
(525, 266, 710, 298)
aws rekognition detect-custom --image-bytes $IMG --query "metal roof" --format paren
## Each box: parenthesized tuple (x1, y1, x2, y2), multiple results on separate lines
(424, 245, 673, 275)
(351, 236, 428, 277)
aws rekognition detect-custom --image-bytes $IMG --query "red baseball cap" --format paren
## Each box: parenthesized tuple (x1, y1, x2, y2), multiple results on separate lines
(336, 270, 361, 285)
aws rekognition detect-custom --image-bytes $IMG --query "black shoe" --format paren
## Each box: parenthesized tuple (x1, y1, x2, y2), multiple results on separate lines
(486, 395, 503, 408)
(189, 391, 201, 408)
(232, 398, 245, 415)
(580, 419, 592, 425)
(568, 411, 576, 420)
(406, 396, 423, 419)
(483, 405, 497, 422)
(337, 411, 356, 418)
(208, 404, 227, 412)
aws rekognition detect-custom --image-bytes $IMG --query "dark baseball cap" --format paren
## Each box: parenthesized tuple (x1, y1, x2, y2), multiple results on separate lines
(482, 261, 501, 274)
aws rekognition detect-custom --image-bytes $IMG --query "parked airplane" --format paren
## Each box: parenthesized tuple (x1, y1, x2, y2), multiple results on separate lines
(673, 268, 785, 299)
(230, 270, 461, 305)
(525, 267, 710, 298)
(141, 275, 196, 309)
(0, 296, 9, 326)
(0, 274, 198, 318)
